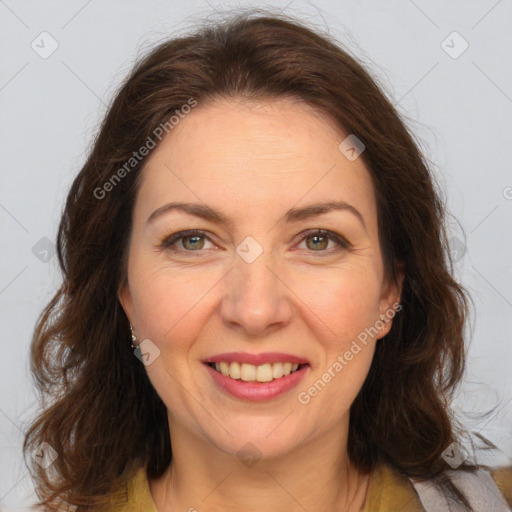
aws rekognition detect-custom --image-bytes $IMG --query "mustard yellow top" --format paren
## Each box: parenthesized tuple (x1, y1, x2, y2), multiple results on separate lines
(107, 461, 512, 511)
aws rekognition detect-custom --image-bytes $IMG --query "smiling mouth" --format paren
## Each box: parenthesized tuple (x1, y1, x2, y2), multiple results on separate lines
(205, 361, 309, 383)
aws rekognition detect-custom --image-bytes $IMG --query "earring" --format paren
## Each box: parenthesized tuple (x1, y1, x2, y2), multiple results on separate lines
(130, 324, 138, 348)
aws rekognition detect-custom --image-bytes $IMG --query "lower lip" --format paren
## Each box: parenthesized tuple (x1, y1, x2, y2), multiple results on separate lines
(204, 363, 310, 401)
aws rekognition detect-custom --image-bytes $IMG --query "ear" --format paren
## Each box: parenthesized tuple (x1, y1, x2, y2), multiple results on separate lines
(118, 278, 135, 327)
(376, 260, 404, 339)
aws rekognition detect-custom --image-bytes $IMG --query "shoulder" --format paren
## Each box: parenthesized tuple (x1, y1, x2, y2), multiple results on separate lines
(489, 465, 512, 507)
(363, 461, 424, 511)
(364, 461, 512, 512)
(104, 466, 158, 512)
(411, 464, 512, 511)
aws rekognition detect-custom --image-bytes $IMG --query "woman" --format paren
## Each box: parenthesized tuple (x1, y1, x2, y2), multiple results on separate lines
(23, 9, 512, 512)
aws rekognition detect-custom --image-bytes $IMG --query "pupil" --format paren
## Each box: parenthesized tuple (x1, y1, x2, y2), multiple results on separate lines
(186, 236, 202, 249)
(309, 235, 326, 250)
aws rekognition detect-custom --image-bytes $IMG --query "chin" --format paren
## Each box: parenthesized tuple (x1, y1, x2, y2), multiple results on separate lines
(201, 418, 306, 461)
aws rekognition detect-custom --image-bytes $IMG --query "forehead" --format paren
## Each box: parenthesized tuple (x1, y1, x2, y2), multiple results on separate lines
(134, 96, 377, 231)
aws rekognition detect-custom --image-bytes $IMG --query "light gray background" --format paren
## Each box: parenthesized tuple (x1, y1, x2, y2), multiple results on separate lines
(1, 0, 511, 509)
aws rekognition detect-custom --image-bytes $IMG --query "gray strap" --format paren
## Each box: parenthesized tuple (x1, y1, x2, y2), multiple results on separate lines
(409, 468, 511, 512)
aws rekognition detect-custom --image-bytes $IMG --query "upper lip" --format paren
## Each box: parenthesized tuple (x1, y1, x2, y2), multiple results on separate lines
(204, 352, 310, 366)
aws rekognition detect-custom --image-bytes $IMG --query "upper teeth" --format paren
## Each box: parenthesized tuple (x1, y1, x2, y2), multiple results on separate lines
(214, 362, 300, 382)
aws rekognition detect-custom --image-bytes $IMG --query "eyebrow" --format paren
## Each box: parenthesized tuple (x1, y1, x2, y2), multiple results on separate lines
(146, 200, 367, 231)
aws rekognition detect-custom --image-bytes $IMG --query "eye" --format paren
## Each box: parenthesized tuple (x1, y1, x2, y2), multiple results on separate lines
(295, 229, 351, 254)
(160, 229, 215, 253)
(159, 228, 351, 256)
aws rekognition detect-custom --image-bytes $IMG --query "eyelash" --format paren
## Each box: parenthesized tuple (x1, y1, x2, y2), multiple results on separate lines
(159, 229, 351, 256)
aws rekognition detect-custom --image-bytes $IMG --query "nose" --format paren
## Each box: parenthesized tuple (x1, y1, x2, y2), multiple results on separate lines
(219, 245, 292, 337)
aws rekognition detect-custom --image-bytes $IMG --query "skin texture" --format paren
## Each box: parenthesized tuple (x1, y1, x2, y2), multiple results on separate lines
(119, 96, 403, 512)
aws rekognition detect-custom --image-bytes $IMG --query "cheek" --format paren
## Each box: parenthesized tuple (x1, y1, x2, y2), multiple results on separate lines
(289, 263, 382, 404)
(131, 257, 383, 346)
(129, 267, 212, 413)
(289, 262, 383, 343)
(129, 263, 218, 349)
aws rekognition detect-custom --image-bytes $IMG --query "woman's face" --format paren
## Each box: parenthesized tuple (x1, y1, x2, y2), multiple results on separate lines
(119, 96, 402, 459)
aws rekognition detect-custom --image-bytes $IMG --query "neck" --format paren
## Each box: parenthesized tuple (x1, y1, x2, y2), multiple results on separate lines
(149, 419, 370, 512)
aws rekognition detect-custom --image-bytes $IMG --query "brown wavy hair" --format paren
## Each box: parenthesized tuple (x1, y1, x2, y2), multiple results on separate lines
(23, 8, 478, 510)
